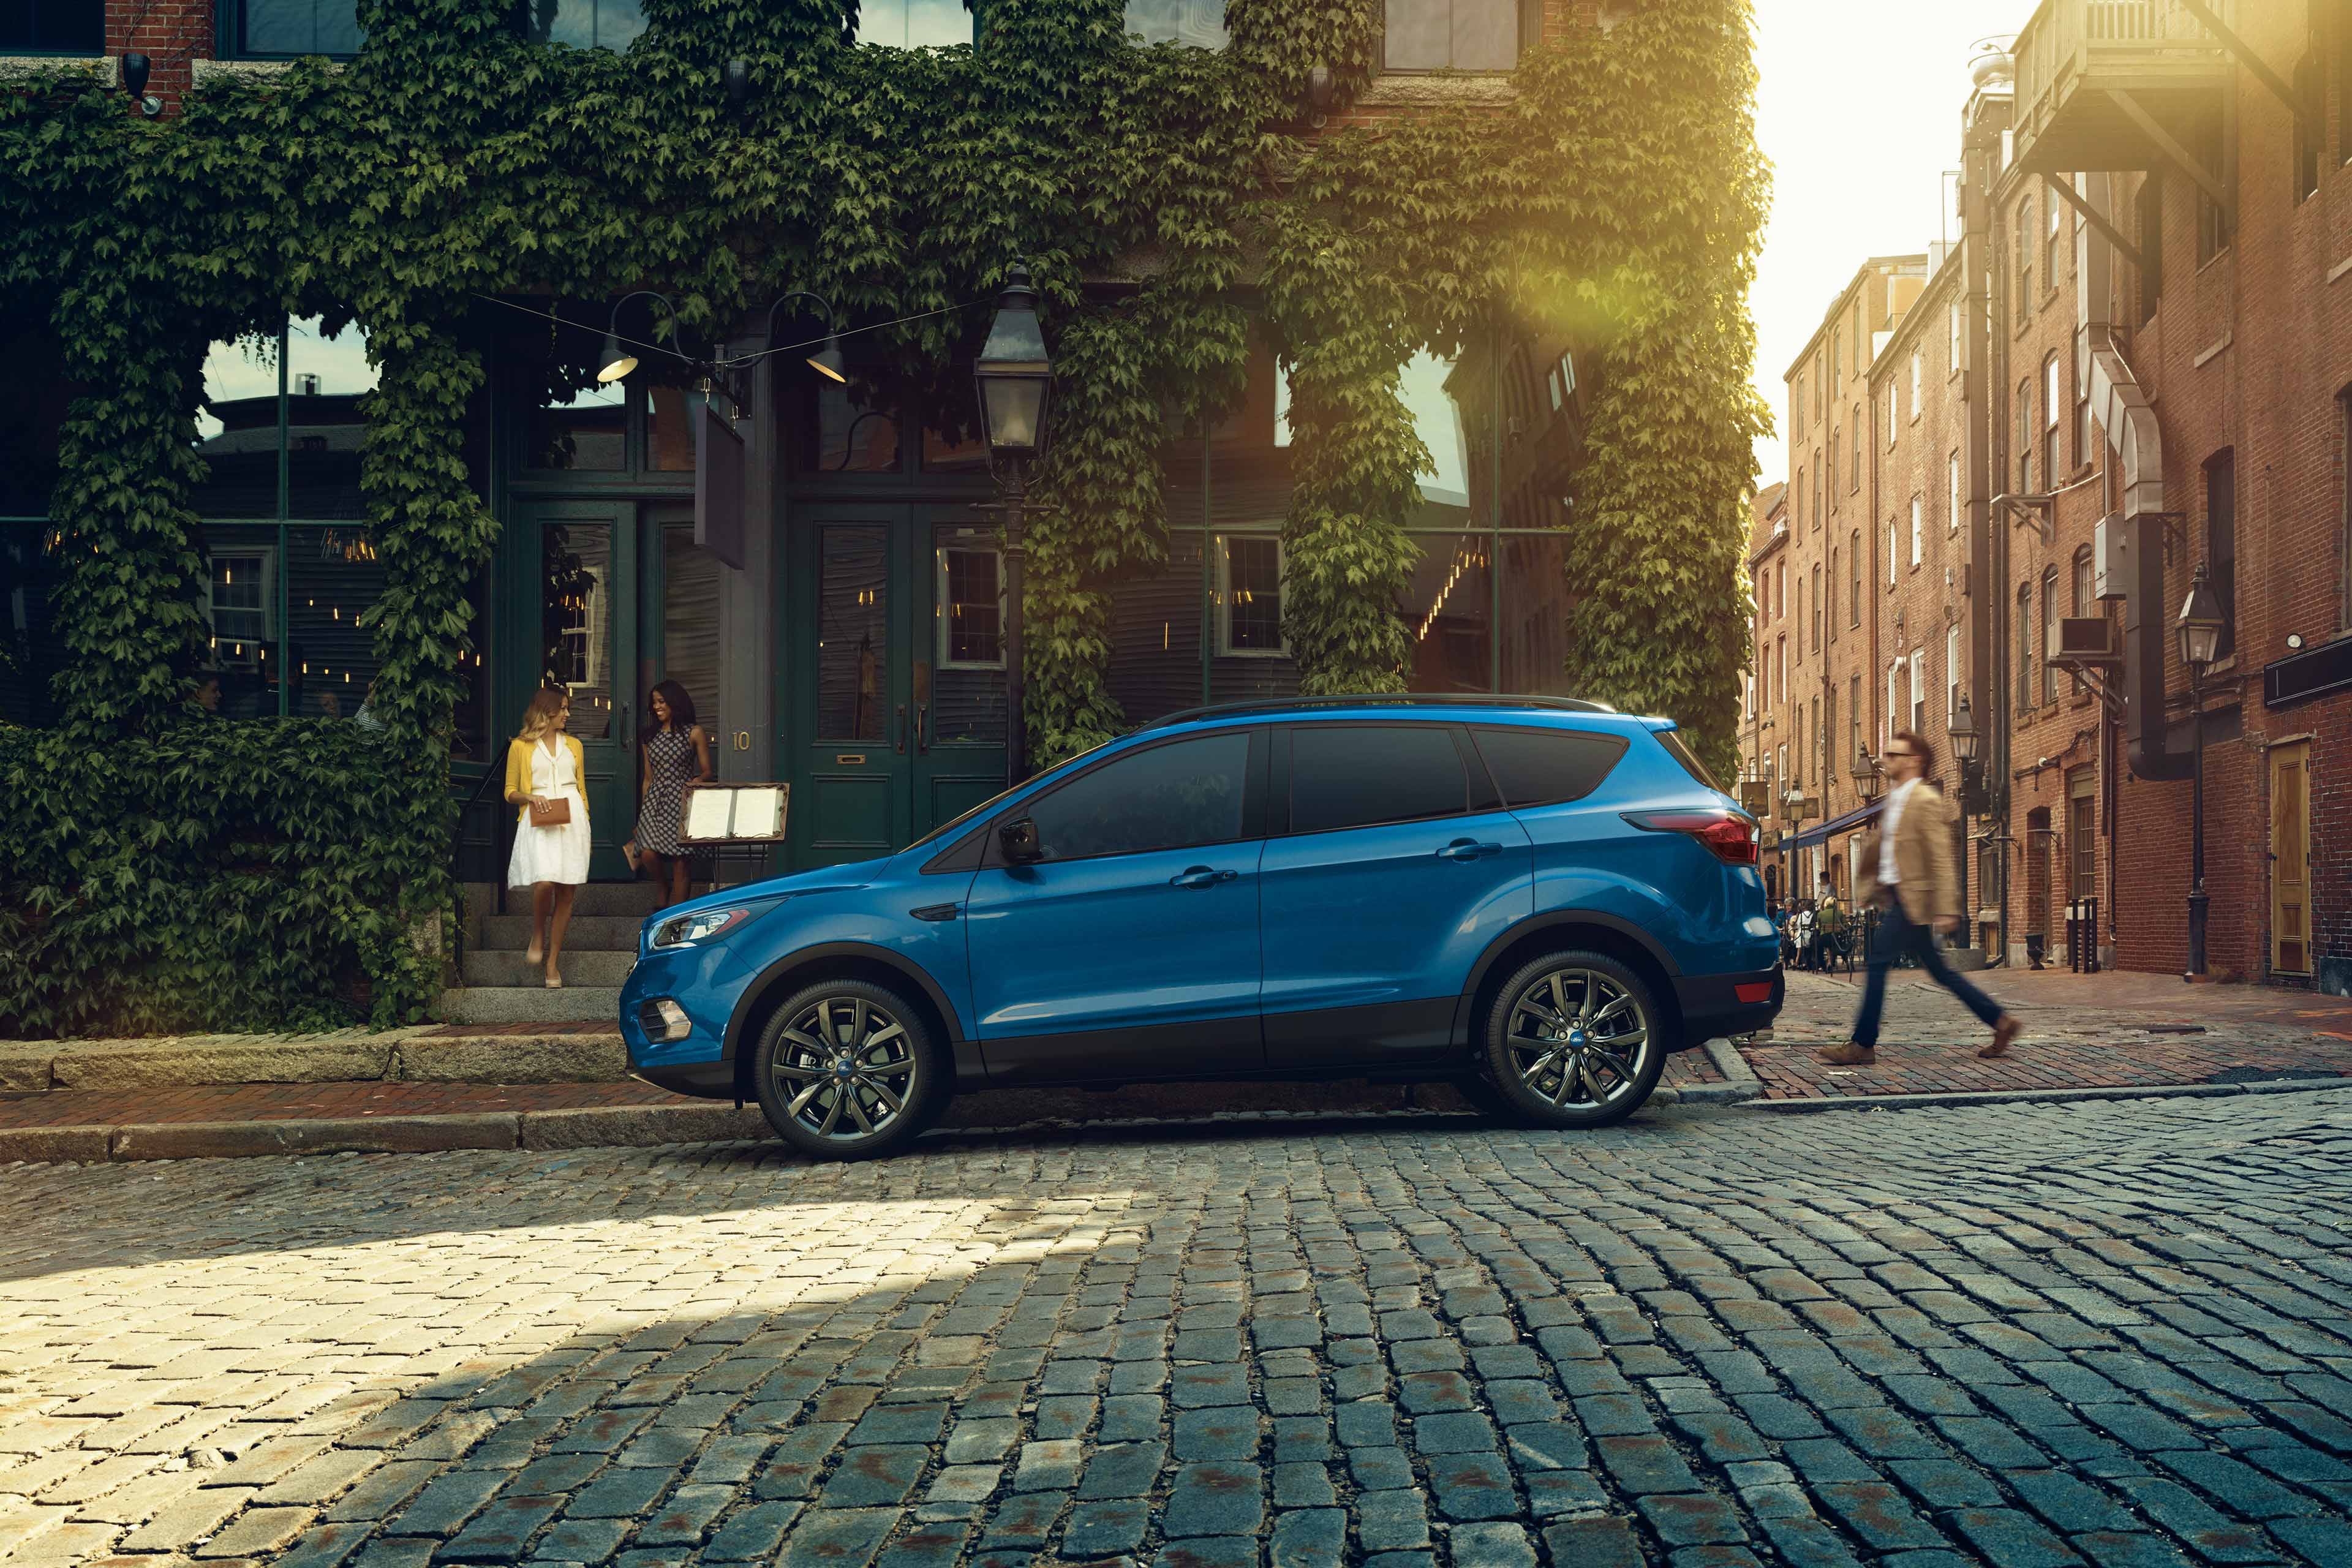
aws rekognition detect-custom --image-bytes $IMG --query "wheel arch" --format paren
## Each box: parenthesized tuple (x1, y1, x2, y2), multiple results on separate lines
(1453, 911, 1686, 1055)
(723, 943, 976, 1102)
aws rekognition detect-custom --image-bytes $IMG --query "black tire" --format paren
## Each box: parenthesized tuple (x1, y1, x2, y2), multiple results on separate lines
(751, 978, 947, 1159)
(1478, 949, 1670, 1129)
(1452, 1071, 1526, 1124)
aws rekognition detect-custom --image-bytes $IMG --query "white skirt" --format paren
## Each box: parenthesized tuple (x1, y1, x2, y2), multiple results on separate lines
(508, 789, 592, 888)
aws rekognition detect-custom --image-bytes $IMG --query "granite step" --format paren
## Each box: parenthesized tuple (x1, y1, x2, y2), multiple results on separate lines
(462, 950, 636, 989)
(436, 986, 625, 1026)
(476, 915, 644, 952)
(467, 882, 666, 919)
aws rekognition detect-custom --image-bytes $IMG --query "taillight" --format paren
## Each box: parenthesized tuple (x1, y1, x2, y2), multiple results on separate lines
(1621, 809, 1759, 865)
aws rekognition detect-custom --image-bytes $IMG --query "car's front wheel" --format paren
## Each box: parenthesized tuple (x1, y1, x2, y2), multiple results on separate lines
(752, 978, 946, 1159)
(1479, 951, 1668, 1129)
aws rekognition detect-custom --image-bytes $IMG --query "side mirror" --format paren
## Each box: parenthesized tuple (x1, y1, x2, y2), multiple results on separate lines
(997, 817, 1042, 864)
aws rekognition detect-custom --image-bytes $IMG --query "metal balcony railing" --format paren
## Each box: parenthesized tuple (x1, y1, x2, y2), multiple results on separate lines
(2010, 0, 2231, 175)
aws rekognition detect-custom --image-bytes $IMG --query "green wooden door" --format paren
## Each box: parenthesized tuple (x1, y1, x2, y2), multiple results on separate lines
(522, 498, 638, 879)
(786, 507, 1009, 867)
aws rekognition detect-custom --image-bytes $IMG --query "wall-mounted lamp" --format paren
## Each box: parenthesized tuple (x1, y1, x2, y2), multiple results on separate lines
(1305, 64, 1333, 127)
(596, 290, 677, 383)
(722, 59, 751, 111)
(121, 53, 161, 117)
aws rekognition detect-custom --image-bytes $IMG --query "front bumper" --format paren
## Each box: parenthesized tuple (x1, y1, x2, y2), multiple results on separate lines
(1672, 965, 1784, 1046)
(619, 942, 738, 1099)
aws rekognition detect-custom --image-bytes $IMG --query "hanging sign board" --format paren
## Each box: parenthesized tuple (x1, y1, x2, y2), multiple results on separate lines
(680, 783, 790, 844)
(695, 395, 748, 570)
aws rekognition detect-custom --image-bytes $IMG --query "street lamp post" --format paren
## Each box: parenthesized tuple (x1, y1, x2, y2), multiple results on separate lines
(1782, 783, 1808, 907)
(973, 263, 1055, 788)
(1948, 694, 1981, 957)
(2176, 562, 2225, 980)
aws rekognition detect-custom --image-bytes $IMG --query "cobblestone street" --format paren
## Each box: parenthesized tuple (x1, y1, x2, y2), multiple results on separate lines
(7, 1094, 2352, 1568)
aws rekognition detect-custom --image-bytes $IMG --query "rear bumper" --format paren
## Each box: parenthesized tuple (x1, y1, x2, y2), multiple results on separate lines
(1672, 965, 1784, 1046)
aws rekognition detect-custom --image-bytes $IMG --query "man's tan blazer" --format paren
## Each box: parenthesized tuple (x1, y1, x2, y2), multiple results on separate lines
(1855, 781, 1960, 926)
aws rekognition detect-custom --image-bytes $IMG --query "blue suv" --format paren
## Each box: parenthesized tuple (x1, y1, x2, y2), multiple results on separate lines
(620, 696, 1782, 1158)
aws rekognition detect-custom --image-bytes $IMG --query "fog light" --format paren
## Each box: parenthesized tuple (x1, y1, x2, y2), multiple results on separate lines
(639, 998, 692, 1042)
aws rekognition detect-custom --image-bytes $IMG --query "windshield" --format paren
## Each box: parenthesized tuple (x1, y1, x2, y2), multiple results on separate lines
(900, 736, 1115, 852)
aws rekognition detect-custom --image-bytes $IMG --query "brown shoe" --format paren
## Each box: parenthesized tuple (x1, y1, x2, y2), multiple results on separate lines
(1817, 1042, 1876, 1066)
(1980, 1016, 2022, 1058)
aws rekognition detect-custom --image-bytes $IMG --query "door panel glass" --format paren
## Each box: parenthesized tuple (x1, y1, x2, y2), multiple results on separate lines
(529, 383, 627, 472)
(817, 528, 889, 741)
(932, 530, 1006, 747)
(663, 523, 722, 728)
(1290, 724, 1467, 833)
(543, 521, 616, 737)
(1027, 733, 1251, 861)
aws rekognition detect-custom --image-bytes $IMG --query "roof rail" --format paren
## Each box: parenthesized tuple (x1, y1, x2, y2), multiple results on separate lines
(1142, 693, 1619, 729)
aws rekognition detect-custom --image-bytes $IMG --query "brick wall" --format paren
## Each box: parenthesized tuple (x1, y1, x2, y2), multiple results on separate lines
(110, 0, 214, 114)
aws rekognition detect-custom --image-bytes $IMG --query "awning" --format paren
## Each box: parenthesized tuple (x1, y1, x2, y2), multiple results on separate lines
(1789, 798, 1882, 851)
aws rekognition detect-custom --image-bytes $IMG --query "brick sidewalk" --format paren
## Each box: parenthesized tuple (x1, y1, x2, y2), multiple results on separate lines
(1743, 968, 2352, 1100)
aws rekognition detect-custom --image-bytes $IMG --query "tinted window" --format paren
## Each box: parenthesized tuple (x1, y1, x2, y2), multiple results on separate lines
(1289, 724, 1467, 834)
(1653, 730, 1723, 794)
(1471, 726, 1627, 808)
(1027, 732, 1253, 861)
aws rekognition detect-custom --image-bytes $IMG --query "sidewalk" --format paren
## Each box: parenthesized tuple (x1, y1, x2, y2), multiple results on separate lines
(1741, 966, 2352, 1101)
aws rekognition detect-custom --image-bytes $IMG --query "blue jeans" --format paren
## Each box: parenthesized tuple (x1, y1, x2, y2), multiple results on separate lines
(1851, 899, 2006, 1047)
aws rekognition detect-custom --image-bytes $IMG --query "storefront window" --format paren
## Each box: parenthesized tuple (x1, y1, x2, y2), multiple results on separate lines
(644, 384, 699, 473)
(192, 329, 286, 518)
(0, 528, 64, 728)
(230, 0, 363, 57)
(286, 527, 388, 720)
(922, 374, 989, 472)
(799, 374, 903, 475)
(200, 525, 283, 718)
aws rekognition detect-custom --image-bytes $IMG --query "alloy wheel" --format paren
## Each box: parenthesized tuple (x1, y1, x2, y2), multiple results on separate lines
(1504, 967, 1650, 1110)
(767, 994, 919, 1144)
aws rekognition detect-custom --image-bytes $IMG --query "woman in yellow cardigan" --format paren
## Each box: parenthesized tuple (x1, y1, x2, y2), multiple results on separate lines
(505, 688, 590, 987)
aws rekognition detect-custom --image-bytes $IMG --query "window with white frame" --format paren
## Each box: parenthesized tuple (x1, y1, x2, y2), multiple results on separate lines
(1909, 494, 1923, 567)
(1885, 660, 1901, 749)
(1909, 350, 1922, 421)
(2043, 353, 2063, 483)
(1885, 381, 1897, 447)
(1217, 534, 1286, 655)
(857, 0, 971, 47)
(1383, 0, 1518, 71)
(1946, 623, 1961, 725)
(1908, 648, 1925, 733)
(1948, 450, 1961, 535)
(2042, 567, 2062, 704)
(1886, 518, 1896, 586)
(1948, 300, 1962, 375)
(1849, 406, 1861, 489)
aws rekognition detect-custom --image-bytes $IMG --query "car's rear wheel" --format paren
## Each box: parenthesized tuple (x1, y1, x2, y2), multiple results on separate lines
(752, 978, 946, 1159)
(1479, 951, 1668, 1129)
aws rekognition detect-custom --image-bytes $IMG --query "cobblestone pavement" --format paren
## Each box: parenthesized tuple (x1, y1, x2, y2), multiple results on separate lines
(6, 1093, 2352, 1568)
(1745, 972, 2352, 1101)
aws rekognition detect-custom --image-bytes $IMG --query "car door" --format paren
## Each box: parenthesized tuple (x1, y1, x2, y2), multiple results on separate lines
(964, 726, 1268, 1085)
(1258, 722, 1533, 1069)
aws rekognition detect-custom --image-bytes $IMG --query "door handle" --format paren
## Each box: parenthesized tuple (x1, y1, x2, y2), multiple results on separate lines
(917, 702, 929, 755)
(1169, 866, 1238, 888)
(894, 704, 907, 755)
(1436, 839, 1502, 861)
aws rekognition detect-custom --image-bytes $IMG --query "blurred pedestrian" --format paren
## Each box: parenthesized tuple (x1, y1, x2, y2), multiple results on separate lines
(1820, 730, 2022, 1066)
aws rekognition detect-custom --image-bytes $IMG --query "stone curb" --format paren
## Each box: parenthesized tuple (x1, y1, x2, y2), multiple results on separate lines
(1683, 1036, 1762, 1104)
(1736, 1076, 2352, 1114)
(0, 1029, 624, 1091)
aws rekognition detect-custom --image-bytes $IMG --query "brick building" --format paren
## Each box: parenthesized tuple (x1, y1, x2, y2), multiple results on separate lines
(1756, 0, 2352, 996)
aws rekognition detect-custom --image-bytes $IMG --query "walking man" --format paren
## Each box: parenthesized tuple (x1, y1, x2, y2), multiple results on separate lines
(1819, 731, 2022, 1065)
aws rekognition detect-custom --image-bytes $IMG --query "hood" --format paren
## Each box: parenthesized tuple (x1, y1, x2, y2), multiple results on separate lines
(651, 854, 894, 924)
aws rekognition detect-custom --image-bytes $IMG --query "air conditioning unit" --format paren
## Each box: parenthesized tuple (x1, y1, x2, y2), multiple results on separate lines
(2053, 616, 2119, 666)
(2094, 513, 2130, 601)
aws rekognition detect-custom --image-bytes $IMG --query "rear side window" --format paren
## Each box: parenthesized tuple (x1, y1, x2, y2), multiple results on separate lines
(1289, 723, 1467, 833)
(1470, 726, 1629, 808)
(1652, 729, 1724, 794)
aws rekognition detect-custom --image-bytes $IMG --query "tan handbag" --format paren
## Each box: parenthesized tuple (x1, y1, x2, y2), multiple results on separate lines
(529, 796, 571, 828)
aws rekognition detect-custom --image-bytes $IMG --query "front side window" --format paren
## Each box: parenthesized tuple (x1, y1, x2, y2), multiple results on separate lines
(1218, 535, 1285, 655)
(1289, 723, 1468, 834)
(522, 0, 649, 50)
(1025, 730, 1253, 861)
(1126, 0, 1226, 47)
(233, 0, 363, 56)
(1470, 726, 1626, 808)
(858, 0, 972, 48)
(3, 1, 102, 50)
(1383, 0, 1517, 72)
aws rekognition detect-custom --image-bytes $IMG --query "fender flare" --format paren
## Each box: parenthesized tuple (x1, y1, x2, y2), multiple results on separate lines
(1450, 908, 1685, 1046)
(722, 942, 971, 1078)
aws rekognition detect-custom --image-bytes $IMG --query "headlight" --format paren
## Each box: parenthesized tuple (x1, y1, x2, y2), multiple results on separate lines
(650, 905, 763, 949)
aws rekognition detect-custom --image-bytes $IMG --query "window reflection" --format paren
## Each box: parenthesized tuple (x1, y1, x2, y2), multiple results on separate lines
(644, 385, 699, 473)
(856, 0, 971, 47)
(801, 376, 903, 474)
(193, 330, 285, 518)
(521, 0, 647, 49)
(922, 374, 989, 472)
(1383, 0, 1516, 72)
(1125, 0, 1226, 48)
(288, 527, 388, 720)
(529, 383, 628, 472)
(201, 527, 282, 718)
(285, 317, 375, 519)
(1, 527, 64, 728)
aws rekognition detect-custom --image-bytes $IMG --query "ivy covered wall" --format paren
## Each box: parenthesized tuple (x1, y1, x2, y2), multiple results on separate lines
(0, 0, 1767, 1035)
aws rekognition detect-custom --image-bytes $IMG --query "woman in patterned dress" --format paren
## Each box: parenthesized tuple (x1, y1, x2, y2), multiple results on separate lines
(632, 679, 714, 910)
